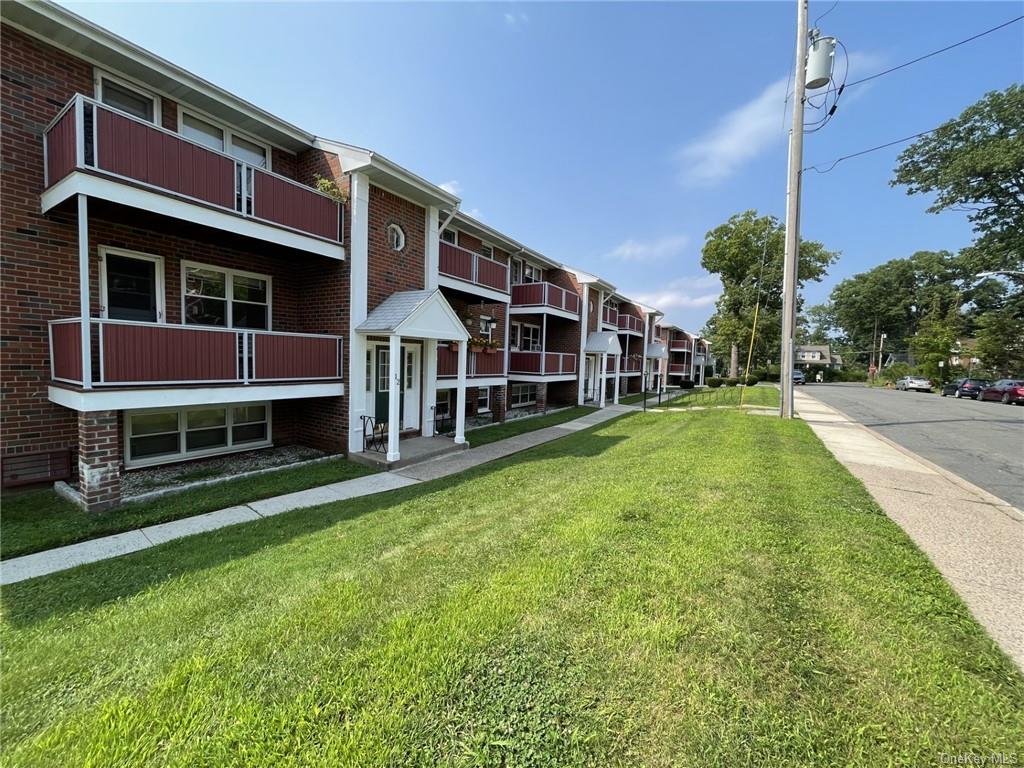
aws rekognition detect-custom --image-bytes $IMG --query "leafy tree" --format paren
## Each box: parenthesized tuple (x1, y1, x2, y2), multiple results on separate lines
(700, 210, 837, 369)
(910, 302, 961, 384)
(974, 309, 1024, 377)
(892, 84, 1024, 272)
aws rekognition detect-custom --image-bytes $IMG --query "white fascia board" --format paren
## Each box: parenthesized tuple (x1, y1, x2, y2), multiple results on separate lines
(507, 374, 578, 384)
(4, 0, 313, 149)
(452, 212, 524, 255)
(437, 275, 510, 304)
(48, 382, 344, 413)
(42, 173, 345, 261)
(436, 375, 507, 388)
(508, 306, 579, 322)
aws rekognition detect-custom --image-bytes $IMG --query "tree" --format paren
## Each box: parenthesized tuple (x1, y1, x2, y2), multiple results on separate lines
(892, 84, 1024, 273)
(910, 302, 961, 384)
(700, 210, 838, 369)
(974, 309, 1024, 377)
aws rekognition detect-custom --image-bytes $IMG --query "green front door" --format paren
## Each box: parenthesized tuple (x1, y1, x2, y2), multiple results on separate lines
(374, 346, 404, 424)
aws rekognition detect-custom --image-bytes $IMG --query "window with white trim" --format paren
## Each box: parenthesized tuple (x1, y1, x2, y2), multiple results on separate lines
(435, 388, 451, 416)
(387, 223, 406, 252)
(480, 244, 494, 259)
(182, 262, 270, 330)
(441, 228, 456, 245)
(405, 350, 414, 389)
(510, 383, 537, 408)
(97, 73, 157, 123)
(523, 263, 543, 284)
(518, 322, 541, 351)
(126, 403, 270, 466)
(479, 317, 493, 342)
(477, 386, 490, 413)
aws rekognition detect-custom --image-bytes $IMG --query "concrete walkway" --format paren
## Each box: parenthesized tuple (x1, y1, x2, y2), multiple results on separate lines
(1, 405, 633, 585)
(795, 389, 1024, 670)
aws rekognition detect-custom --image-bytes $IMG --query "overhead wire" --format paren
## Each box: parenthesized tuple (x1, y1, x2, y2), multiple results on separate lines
(803, 127, 941, 174)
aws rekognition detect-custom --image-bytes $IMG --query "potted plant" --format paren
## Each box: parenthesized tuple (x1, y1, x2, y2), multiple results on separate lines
(447, 341, 459, 352)
(468, 336, 486, 353)
(483, 339, 502, 355)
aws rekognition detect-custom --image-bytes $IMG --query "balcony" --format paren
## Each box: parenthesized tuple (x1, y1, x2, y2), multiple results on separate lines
(509, 351, 577, 376)
(49, 318, 343, 387)
(602, 306, 619, 327)
(436, 346, 506, 378)
(510, 282, 580, 316)
(604, 356, 643, 373)
(617, 314, 643, 334)
(669, 363, 691, 375)
(669, 339, 693, 353)
(42, 95, 344, 259)
(439, 242, 509, 294)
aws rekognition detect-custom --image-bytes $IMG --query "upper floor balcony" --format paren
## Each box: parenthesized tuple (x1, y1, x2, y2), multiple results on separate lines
(602, 306, 619, 327)
(438, 241, 509, 296)
(605, 356, 643, 374)
(510, 282, 580, 318)
(617, 314, 643, 334)
(42, 95, 344, 260)
(668, 363, 691, 375)
(49, 319, 343, 391)
(509, 351, 577, 377)
(436, 345, 506, 379)
(669, 338, 693, 353)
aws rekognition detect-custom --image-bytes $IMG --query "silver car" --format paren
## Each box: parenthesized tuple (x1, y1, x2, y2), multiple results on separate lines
(896, 375, 932, 392)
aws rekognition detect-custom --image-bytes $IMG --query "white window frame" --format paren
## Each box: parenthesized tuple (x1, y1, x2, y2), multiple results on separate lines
(98, 246, 166, 323)
(95, 70, 161, 125)
(477, 386, 491, 413)
(510, 383, 537, 408)
(177, 106, 272, 170)
(180, 260, 273, 330)
(387, 223, 406, 252)
(440, 228, 456, 245)
(513, 321, 542, 352)
(124, 401, 272, 468)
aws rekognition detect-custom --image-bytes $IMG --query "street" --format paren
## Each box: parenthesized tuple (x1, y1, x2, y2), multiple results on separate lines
(800, 383, 1024, 509)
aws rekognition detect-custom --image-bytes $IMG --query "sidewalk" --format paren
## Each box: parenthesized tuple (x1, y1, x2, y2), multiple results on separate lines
(0, 405, 633, 585)
(795, 389, 1024, 669)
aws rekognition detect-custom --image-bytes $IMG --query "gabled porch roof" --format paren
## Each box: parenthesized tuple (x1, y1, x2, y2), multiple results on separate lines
(356, 289, 469, 341)
(584, 331, 622, 356)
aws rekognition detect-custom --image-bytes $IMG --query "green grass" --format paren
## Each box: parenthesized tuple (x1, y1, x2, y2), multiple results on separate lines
(657, 383, 781, 409)
(466, 406, 595, 447)
(0, 457, 374, 560)
(2, 410, 1021, 766)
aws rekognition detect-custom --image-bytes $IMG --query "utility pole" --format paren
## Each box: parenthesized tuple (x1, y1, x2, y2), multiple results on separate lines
(780, 0, 808, 418)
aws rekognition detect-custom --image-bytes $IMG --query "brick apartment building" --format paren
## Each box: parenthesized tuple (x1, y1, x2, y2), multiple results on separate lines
(0, 0, 699, 510)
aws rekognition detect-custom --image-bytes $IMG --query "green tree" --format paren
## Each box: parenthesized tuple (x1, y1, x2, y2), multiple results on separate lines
(974, 309, 1024, 377)
(700, 210, 837, 369)
(910, 302, 961, 384)
(892, 84, 1024, 273)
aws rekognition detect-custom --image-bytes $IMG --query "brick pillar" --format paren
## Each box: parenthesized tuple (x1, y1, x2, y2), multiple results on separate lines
(536, 383, 548, 412)
(491, 385, 507, 423)
(78, 410, 121, 511)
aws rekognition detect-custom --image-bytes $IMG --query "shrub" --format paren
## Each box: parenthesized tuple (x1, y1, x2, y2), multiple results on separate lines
(725, 377, 739, 387)
(679, 380, 696, 389)
(706, 377, 723, 388)
(743, 375, 760, 386)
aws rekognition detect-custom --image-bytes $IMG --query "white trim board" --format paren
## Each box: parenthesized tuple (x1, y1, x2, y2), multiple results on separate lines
(48, 382, 343, 412)
(437, 275, 509, 304)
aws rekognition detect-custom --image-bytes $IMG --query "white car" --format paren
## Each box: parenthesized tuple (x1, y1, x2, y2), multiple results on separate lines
(896, 376, 932, 392)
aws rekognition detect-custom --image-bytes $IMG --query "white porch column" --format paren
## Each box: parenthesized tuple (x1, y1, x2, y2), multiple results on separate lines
(613, 351, 621, 404)
(423, 338, 438, 436)
(455, 339, 468, 444)
(577, 283, 589, 406)
(598, 352, 607, 408)
(347, 172, 371, 454)
(387, 334, 401, 462)
(700, 345, 707, 386)
(77, 195, 92, 389)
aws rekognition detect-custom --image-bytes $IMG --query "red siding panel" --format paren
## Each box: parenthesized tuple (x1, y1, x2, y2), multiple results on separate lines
(439, 242, 473, 281)
(101, 324, 237, 382)
(252, 170, 339, 241)
(50, 322, 82, 381)
(254, 334, 339, 379)
(45, 108, 77, 187)
(477, 258, 507, 291)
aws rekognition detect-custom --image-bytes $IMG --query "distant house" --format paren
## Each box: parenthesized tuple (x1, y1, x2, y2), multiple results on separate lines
(950, 338, 982, 369)
(795, 345, 842, 370)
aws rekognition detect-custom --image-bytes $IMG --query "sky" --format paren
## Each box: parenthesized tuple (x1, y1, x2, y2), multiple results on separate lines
(61, 1, 1024, 333)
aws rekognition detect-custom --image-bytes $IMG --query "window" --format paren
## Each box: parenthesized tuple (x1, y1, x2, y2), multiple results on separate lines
(477, 386, 490, 413)
(441, 228, 456, 245)
(480, 244, 494, 259)
(181, 112, 225, 152)
(479, 317, 493, 342)
(520, 323, 542, 351)
(377, 349, 390, 391)
(182, 262, 270, 330)
(511, 259, 522, 285)
(387, 223, 406, 252)
(435, 388, 451, 416)
(98, 74, 156, 123)
(365, 349, 372, 391)
(230, 134, 268, 169)
(101, 248, 163, 322)
(510, 324, 520, 350)
(523, 263, 543, 283)
(510, 383, 537, 408)
(405, 350, 414, 389)
(126, 403, 270, 466)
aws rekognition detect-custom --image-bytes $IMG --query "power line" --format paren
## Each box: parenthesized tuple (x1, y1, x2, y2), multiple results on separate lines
(803, 127, 940, 174)
(813, 0, 839, 29)
(845, 15, 1024, 89)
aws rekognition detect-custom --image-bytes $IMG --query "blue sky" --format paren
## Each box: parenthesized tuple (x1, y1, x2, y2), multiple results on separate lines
(62, 1, 1023, 332)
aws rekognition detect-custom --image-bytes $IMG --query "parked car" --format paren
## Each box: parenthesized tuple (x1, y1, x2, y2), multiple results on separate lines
(978, 379, 1024, 404)
(896, 375, 933, 392)
(940, 378, 991, 399)
(792, 370, 806, 385)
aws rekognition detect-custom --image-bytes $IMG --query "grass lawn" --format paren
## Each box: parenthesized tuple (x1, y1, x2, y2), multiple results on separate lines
(657, 383, 781, 409)
(1, 457, 374, 560)
(2, 410, 1021, 766)
(466, 406, 595, 447)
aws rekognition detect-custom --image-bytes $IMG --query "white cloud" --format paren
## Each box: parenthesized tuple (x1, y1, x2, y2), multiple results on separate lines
(630, 276, 721, 311)
(606, 234, 689, 263)
(503, 11, 529, 26)
(676, 76, 789, 186)
(439, 180, 461, 196)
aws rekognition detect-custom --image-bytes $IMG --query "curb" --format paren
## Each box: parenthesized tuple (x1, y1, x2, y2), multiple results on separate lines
(795, 391, 1024, 524)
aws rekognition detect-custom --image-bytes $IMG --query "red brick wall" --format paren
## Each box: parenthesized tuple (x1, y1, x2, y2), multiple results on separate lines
(445, 292, 507, 344)
(161, 98, 178, 131)
(366, 185, 425, 312)
(455, 231, 510, 266)
(77, 410, 121, 510)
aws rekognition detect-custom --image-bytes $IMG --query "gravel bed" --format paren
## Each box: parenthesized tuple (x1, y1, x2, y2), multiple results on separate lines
(121, 445, 327, 496)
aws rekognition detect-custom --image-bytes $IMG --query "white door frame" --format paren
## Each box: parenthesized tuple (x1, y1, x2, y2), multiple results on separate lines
(403, 344, 422, 431)
(98, 245, 166, 322)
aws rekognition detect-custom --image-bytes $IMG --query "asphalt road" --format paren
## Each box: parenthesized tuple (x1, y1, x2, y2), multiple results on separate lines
(801, 383, 1024, 510)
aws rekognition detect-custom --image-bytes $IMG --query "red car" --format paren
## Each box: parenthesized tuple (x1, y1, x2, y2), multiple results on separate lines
(978, 379, 1024, 405)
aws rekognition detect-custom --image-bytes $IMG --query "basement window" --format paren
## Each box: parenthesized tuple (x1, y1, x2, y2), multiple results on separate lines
(126, 403, 271, 467)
